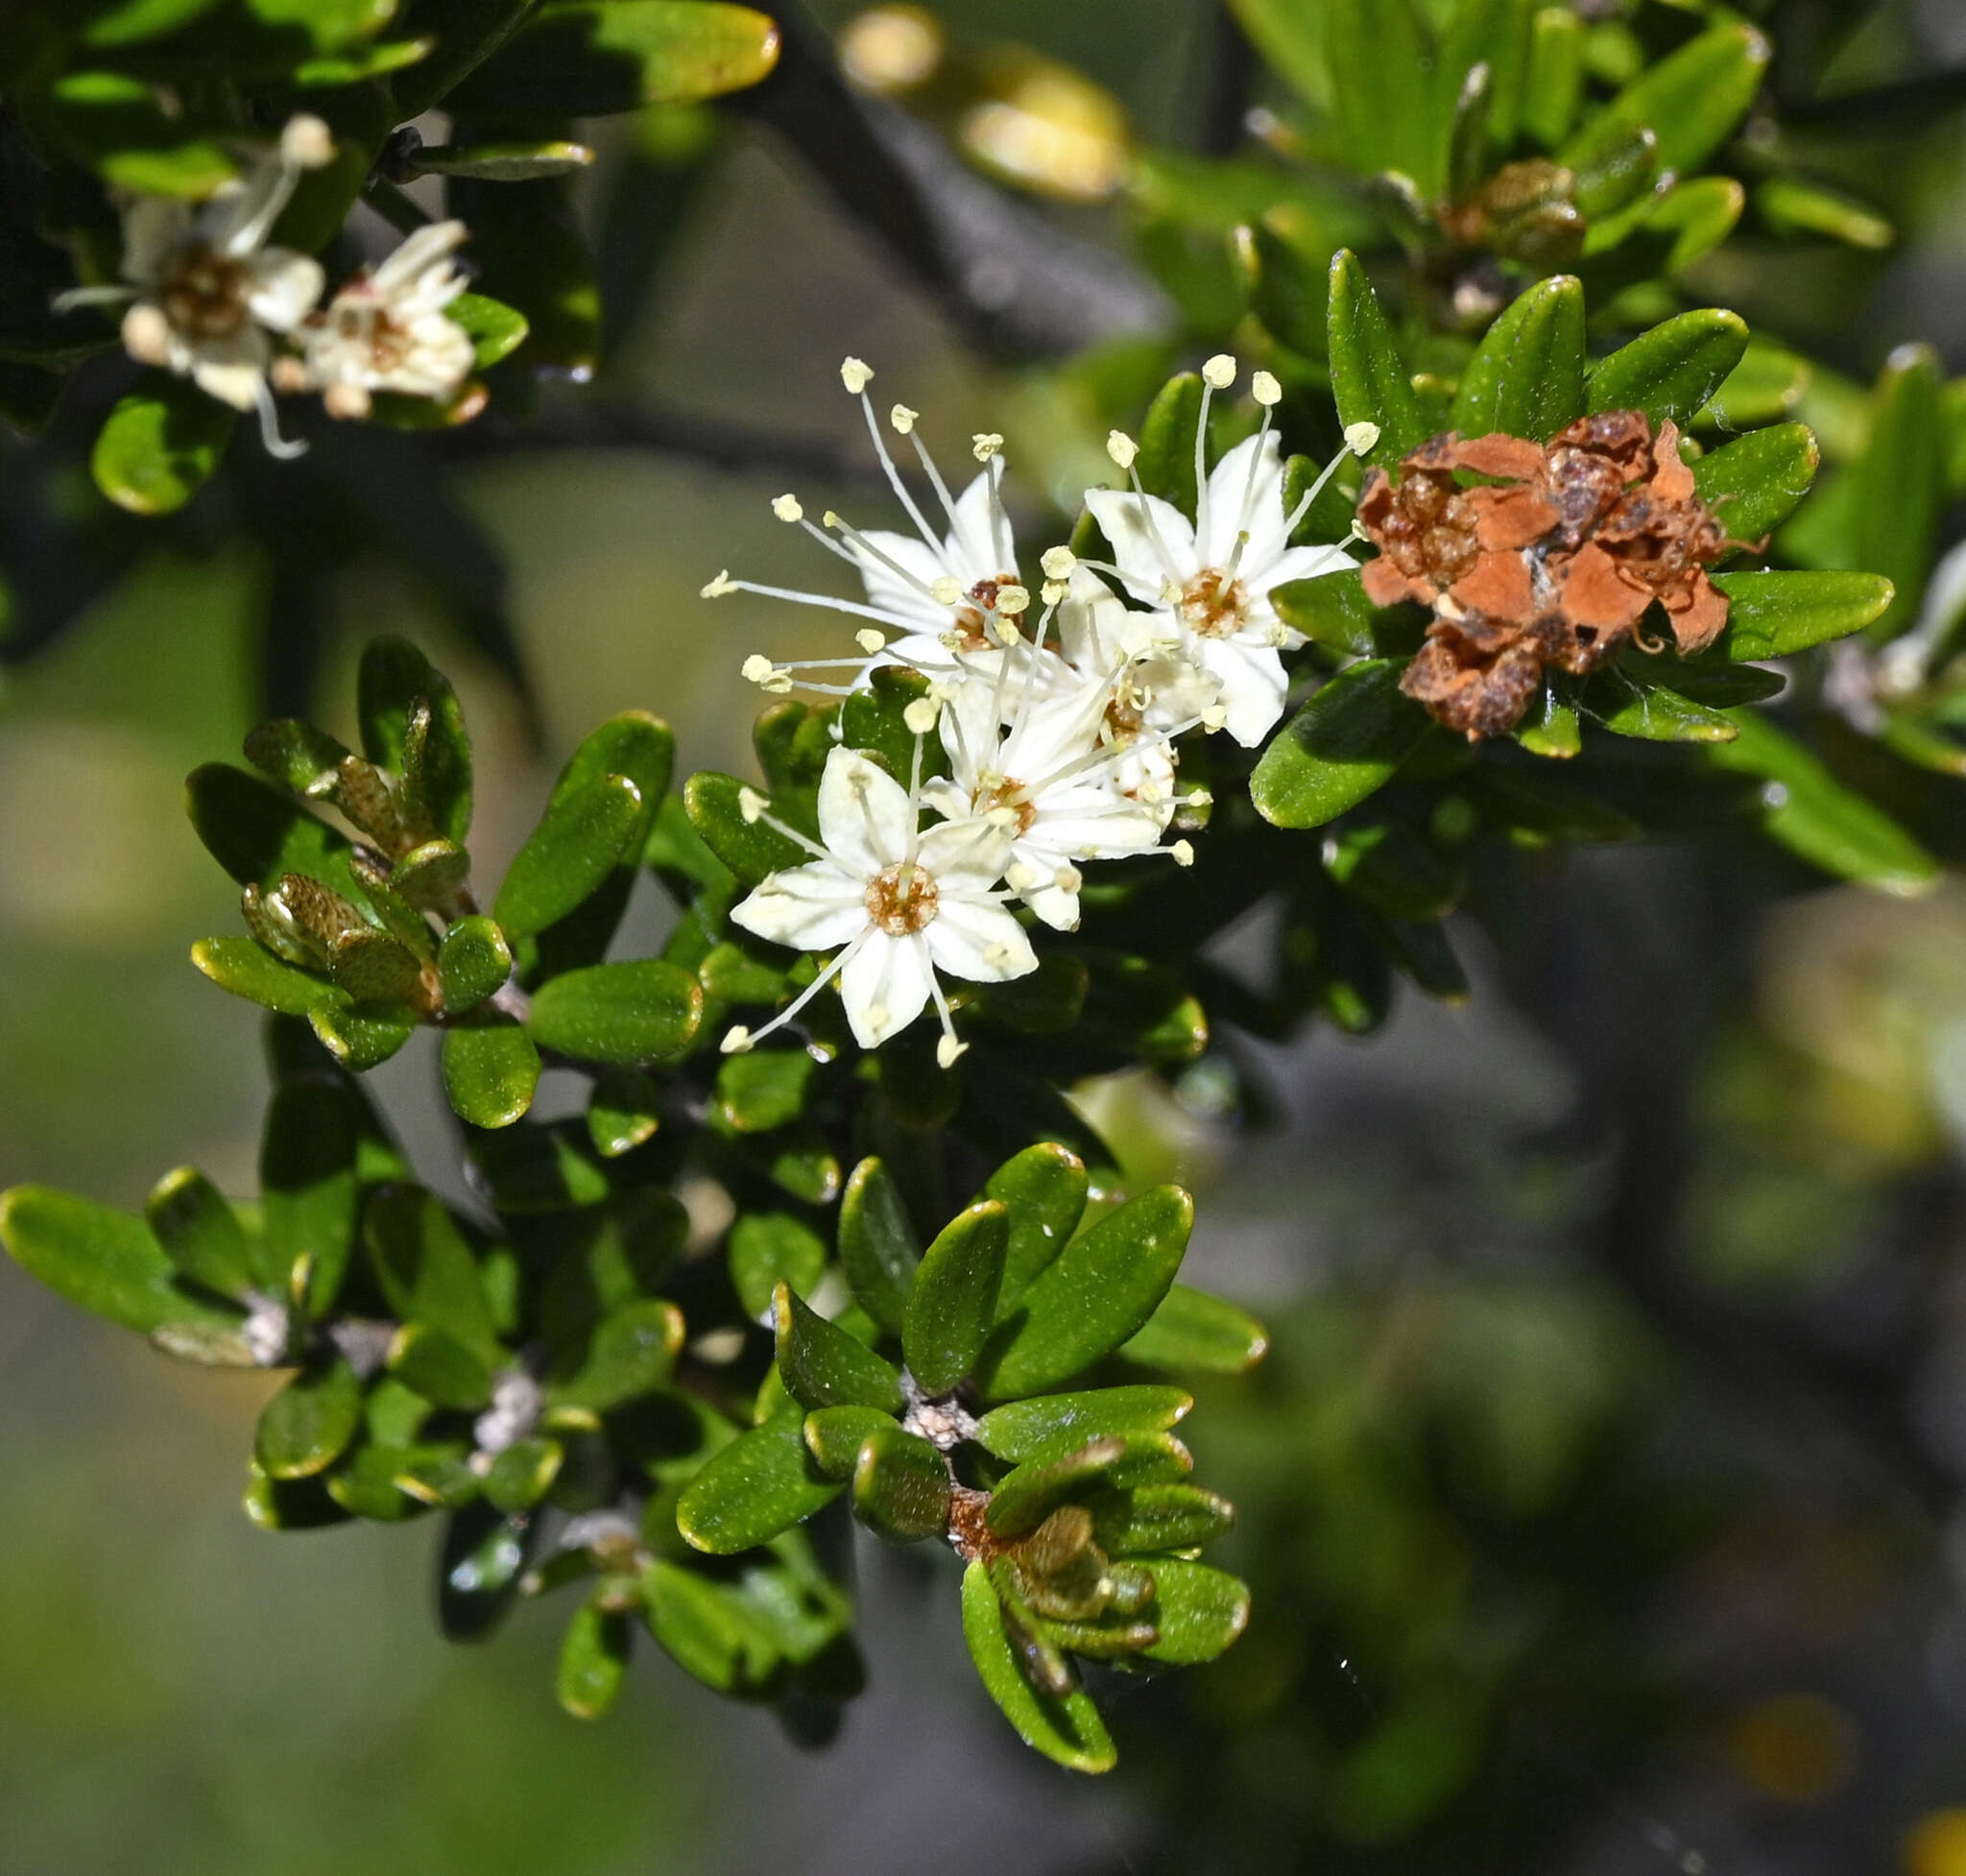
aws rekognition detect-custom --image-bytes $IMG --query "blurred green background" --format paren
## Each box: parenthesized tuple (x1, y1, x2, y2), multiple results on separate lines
(11, 0, 1966, 1869)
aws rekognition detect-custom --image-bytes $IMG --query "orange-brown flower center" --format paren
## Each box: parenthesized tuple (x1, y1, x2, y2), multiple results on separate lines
(1178, 568, 1250, 638)
(974, 775, 1037, 834)
(160, 243, 252, 341)
(865, 862, 939, 935)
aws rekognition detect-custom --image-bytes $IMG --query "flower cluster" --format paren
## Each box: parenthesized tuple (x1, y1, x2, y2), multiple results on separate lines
(55, 115, 477, 455)
(704, 354, 1358, 1061)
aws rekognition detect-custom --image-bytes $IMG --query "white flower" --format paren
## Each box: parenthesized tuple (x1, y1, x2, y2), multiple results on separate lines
(703, 359, 1032, 693)
(56, 115, 334, 457)
(1084, 357, 1356, 746)
(725, 743, 1038, 1062)
(291, 220, 475, 421)
(923, 664, 1166, 931)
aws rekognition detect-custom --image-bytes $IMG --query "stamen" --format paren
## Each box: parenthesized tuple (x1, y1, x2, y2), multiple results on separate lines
(51, 284, 140, 313)
(724, 931, 867, 1054)
(823, 510, 947, 605)
(1195, 352, 1235, 554)
(854, 389, 943, 554)
(926, 965, 966, 1068)
(1281, 426, 1376, 539)
(254, 378, 307, 460)
(772, 493, 803, 522)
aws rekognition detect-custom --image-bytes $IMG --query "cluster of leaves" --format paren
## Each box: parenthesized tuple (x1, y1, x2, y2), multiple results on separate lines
(0, 635, 1266, 1769)
(0, 0, 780, 507)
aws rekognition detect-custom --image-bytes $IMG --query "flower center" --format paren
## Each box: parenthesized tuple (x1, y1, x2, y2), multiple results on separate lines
(947, 574, 1020, 651)
(865, 862, 940, 935)
(1178, 567, 1250, 638)
(975, 773, 1037, 834)
(327, 291, 416, 372)
(160, 243, 253, 341)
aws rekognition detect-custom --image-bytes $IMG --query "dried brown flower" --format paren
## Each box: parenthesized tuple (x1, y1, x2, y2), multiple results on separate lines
(1357, 411, 1747, 739)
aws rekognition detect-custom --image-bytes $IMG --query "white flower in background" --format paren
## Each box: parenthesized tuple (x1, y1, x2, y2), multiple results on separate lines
(924, 654, 1168, 931)
(1083, 357, 1361, 746)
(703, 358, 1033, 691)
(55, 115, 335, 457)
(287, 220, 475, 421)
(723, 739, 1038, 1063)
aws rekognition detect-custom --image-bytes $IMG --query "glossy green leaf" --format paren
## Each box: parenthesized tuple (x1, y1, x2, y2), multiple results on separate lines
(387, 1321, 493, 1410)
(1088, 1482, 1235, 1554)
(1705, 336, 1812, 432)
(587, 1068, 661, 1159)
(255, 1359, 362, 1479)
(550, 1298, 683, 1418)
(494, 773, 642, 940)
(392, 839, 472, 912)
(1848, 346, 1945, 641)
(675, 1410, 842, 1555)
(1327, 252, 1425, 468)
(1250, 660, 1430, 830)
(526, 959, 702, 1066)
(986, 1433, 1193, 1538)
(1757, 176, 1892, 250)
(728, 1211, 827, 1320)
(714, 1047, 816, 1133)
(144, 1166, 253, 1301)
(357, 638, 460, 785)
(89, 372, 234, 515)
(803, 1405, 897, 1480)
(261, 1076, 359, 1309)
(1586, 308, 1749, 430)
(683, 772, 810, 883)
(774, 1283, 905, 1413)
(450, 0, 780, 115)
(1586, 667, 1738, 743)
(901, 1201, 1009, 1395)
(437, 915, 512, 1015)
(325, 926, 424, 1007)
(1233, 221, 1329, 362)
(1449, 274, 1586, 443)
(974, 1386, 1192, 1465)
(243, 1466, 352, 1532)
(442, 1019, 540, 1129)
(961, 1560, 1115, 1774)
(466, 1122, 614, 1215)
(1134, 372, 1203, 514)
(851, 1424, 952, 1543)
(1522, 5, 1583, 147)
(977, 1187, 1194, 1402)
(364, 1184, 497, 1363)
(1, 1187, 241, 1338)
(447, 292, 530, 371)
(983, 1142, 1088, 1312)
(1139, 1558, 1252, 1665)
(438, 1503, 534, 1640)
(559, 1604, 633, 1720)
(483, 1436, 563, 1513)
(414, 139, 594, 181)
(1322, 0, 1437, 190)
(190, 938, 333, 1016)
(1714, 570, 1894, 661)
(1706, 712, 1938, 896)
(1324, 817, 1464, 922)
(838, 1156, 919, 1335)
(1561, 22, 1768, 180)
(1690, 423, 1817, 544)
(307, 1001, 416, 1073)
(1117, 1284, 1271, 1375)
(187, 764, 365, 902)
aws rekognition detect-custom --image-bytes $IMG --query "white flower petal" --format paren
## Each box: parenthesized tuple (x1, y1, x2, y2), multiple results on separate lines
(1083, 487, 1198, 595)
(120, 197, 193, 285)
(1031, 796, 1166, 857)
(947, 470, 1014, 582)
(1196, 638, 1289, 747)
(841, 931, 932, 1047)
(730, 861, 867, 950)
(188, 328, 271, 409)
(1201, 430, 1286, 570)
(916, 815, 1013, 888)
(923, 898, 1038, 982)
(373, 219, 469, 293)
(815, 746, 911, 877)
(850, 528, 950, 631)
(1023, 881, 1081, 931)
(246, 251, 324, 332)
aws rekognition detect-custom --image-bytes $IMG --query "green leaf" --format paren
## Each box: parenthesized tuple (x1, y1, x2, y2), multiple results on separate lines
(438, 915, 513, 1015)
(387, 1322, 493, 1410)
(292, 35, 434, 84)
(1522, 5, 1583, 147)
(774, 1284, 905, 1413)
(467, 1121, 614, 1214)
(242, 717, 348, 800)
(1327, 252, 1425, 468)
(1139, 1558, 1251, 1665)
(1714, 570, 1894, 661)
(244, 1466, 352, 1532)
(728, 1212, 827, 1320)
(307, 1001, 416, 1073)
(438, 1503, 534, 1640)
(255, 1359, 362, 1479)
(1, 1187, 240, 1338)
(483, 1436, 563, 1513)
(1117, 1285, 1271, 1375)
(1567, 121, 1658, 219)
(851, 1424, 952, 1542)
(187, 764, 365, 902)
(974, 1386, 1193, 1465)
(401, 692, 473, 852)
(450, 0, 780, 115)
(1585, 666, 1738, 743)
(1134, 372, 1203, 514)
(1560, 22, 1768, 179)
(442, 1020, 541, 1129)
(1250, 660, 1430, 829)
(1848, 346, 1945, 641)
(1088, 1482, 1235, 1554)
(448, 292, 530, 370)
(977, 1187, 1194, 1402)
(1586, 308, 1749, 430)
(984, 1143, 1088, 1312)
(714, 1047, 816, 1133)
(837, 1156, 919, 1335)
(144, 1166, 253, 1300)
(393, 839, 472, 912)
(675, 1410, 842, 1555)
(364, 1185, 497, 1362)
(495, 773, 642, 941)
(1233, 221, 1329, 362)
(683, 772, 809, 883)
(985, 1433, 1192, 1537)
(413, 140, 594, 181)
(803, 1405, 897, 1480)
(1705, 712, 1938, 896)
(526, 960, 702, 1066)
(326, 926, 425, 1006)
(549, 1298, 683, 1418)
(558, 1604, 633, 1720)
(1322, 0, 1438, 191)
(358, 637, 453, 774)
(1271, 569, 1383, 656)
(1448, 274, 1586, 442)
(89, 370, 234, 515)
(261, 1076, 360, 1310)
(1690, 423, 1818, 544)
(1705, 335, 1812, 431)
(1324, 817, 1464, 922)
(901, 1201, 1009, 1395)
(1756, 176, 1892, 250)
(961, 1561, 1115, 1773)
(587, 1068, 661, 1159)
